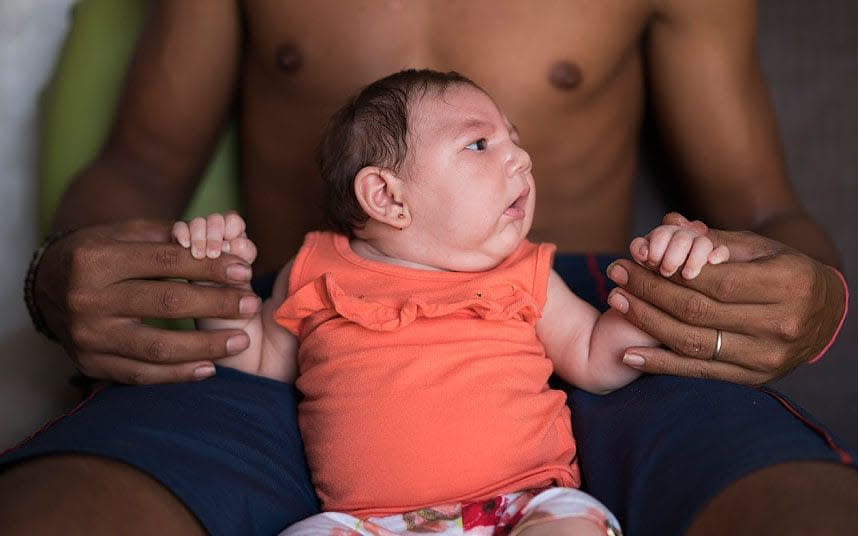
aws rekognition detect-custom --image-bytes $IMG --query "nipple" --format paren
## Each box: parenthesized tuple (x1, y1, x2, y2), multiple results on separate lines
(548, 61, 582, 91)
(276, 43, 303, 73)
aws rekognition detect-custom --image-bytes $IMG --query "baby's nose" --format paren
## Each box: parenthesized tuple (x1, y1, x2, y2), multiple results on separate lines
(506, 144, 533, 177)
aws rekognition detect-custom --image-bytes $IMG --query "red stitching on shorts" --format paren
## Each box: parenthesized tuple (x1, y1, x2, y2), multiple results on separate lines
(1, 390, 97, 457)
(761, 388, 854, 465)
(585, 254, 608, 307)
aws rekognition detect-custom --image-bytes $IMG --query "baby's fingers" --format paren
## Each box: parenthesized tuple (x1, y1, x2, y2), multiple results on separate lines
(681, 236, 715, 279)
(206, 213, 226, 258)
(189, 217, 209, 259)
(629, 236, 650, 264)
(709, 244, 730, 265)
(658, 230, 696, 277)
(223, 211, 247, 240)
(223, 237, 258, 264)
(172, 222, 191, 248)
(645, 225, 683, 271)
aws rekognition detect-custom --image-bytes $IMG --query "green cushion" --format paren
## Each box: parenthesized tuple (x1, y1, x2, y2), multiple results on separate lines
(38, 0, 239, 238)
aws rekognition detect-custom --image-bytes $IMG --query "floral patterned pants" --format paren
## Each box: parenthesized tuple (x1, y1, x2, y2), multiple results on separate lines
(282, 487, 622, 535)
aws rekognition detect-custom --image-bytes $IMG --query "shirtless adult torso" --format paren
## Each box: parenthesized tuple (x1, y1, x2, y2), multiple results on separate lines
(240, 0, 652, 272)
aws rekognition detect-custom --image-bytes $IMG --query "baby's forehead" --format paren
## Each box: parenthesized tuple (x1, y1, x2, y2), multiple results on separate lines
(410, 88, 511, 138)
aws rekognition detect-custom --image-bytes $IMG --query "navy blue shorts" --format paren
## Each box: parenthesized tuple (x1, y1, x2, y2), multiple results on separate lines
(2, 254, 854, 535)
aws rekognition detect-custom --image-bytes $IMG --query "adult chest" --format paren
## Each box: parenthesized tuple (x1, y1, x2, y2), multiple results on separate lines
(243, 0, 651, 116)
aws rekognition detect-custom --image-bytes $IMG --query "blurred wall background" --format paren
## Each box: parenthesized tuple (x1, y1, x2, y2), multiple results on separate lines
(0, 0, 79, 450)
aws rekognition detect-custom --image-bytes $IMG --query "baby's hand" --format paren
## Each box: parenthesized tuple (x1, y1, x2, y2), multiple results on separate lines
(629, 221, 729, 279)
(172, 211, 257, 265)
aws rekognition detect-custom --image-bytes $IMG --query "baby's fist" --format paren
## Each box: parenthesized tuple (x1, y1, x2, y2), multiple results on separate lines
(173, 211, 257, 264)
(630, 223, 729, 279)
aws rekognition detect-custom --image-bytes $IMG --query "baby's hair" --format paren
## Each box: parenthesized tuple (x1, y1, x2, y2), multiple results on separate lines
(318, 68, 483, 236)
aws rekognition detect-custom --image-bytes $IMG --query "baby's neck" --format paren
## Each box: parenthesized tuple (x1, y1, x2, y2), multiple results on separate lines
(349, 238, 448, 272)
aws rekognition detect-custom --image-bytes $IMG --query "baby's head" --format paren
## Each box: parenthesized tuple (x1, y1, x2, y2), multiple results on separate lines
(319, 69, 534, 271)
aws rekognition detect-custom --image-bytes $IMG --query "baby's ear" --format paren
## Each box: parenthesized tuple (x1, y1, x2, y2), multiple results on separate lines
(354, 166, 410, 229)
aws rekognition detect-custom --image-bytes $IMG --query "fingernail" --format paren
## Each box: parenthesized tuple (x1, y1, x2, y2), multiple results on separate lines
(607, 262, 628, 285)
(240, 296, 261, 314)
(607, 289, 629, 313)
(227, 264, 252, 282)
(226, 333, 249, 353)
(193, 365, 215, 380)
(623, 354, 645, 367)
(638, 243, 648, 258)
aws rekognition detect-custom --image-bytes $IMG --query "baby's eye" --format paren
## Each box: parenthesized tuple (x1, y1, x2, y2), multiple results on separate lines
(466, 138, 487, 151)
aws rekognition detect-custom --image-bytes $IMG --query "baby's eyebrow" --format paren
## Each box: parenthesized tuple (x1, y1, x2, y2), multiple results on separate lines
(452, 117, 521, 140)
(454, 118, 492, 137)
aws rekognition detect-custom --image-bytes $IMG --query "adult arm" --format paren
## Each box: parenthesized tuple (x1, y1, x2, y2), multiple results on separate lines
(34, 1, 260, 384)
(612, 0, 845, 384)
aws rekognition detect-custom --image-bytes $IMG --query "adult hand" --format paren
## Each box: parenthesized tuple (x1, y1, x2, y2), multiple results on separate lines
(606, 213, 847, 386)
(33, 219, 262, 384)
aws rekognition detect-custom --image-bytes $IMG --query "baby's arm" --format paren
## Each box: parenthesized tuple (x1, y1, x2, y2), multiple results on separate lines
(538, 222, 728, 393)
(173, 213, 298, 382)
(537, 272, 650, 394)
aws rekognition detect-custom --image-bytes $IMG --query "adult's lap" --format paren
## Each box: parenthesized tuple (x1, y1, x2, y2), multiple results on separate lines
(0, 367, 318, 535)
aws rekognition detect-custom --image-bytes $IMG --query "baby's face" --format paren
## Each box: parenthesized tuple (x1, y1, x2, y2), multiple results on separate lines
(400, 85, 535, 271)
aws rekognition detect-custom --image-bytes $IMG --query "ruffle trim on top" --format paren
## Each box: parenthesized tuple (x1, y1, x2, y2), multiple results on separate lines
(275, 272, 542, 333)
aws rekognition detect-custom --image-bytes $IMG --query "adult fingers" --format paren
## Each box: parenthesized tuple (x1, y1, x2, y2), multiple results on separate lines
(658, 217, 778, 263)
(621, 346, 771, 386)
(103, 242, 253, 284)
(607, 286, 762, 365)
(75, 351, 215, 385)
(102, 279, 260, 319)
(109, 219, 174, 243)
(704, 228, 780, 262)
(679, 260, 787, 304)
(72, 320, 251, 369)
(661, 212, 709, 235)
(609, 258, 779, 306)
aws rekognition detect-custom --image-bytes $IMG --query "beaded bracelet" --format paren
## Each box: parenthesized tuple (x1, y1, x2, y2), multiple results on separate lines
(24, 228, 76, 341)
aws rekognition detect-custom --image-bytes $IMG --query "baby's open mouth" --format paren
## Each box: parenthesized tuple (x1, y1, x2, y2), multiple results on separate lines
(504, 186, 530, 219)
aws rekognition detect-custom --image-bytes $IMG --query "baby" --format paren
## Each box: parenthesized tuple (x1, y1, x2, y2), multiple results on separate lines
(174, 69, 728, 536)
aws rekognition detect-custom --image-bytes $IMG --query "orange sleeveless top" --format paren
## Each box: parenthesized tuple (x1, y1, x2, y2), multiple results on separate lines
(274, 232, 578, 517)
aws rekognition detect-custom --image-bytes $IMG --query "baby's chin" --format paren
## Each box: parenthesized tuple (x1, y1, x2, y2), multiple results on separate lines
(440, 245, 522, 272)
(402, 230, 527, 272)
(448, 258, 506, 273)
